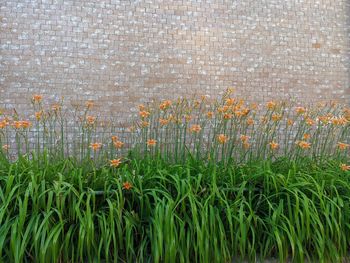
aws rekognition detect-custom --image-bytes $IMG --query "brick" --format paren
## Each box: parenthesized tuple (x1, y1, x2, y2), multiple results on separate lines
(0, 0, 349, 125)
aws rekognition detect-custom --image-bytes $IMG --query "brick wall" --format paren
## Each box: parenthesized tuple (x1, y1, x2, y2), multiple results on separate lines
(1, 0, 349, 122)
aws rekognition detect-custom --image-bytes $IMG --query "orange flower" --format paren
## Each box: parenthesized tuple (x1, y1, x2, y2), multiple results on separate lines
(340, 164, 350, 171)
(113, 140, 124, 149)
(159, 100, 172, 110)
(318, 115, 330, 124)
(295, 107, 306, 115)
(225, 98, 235, 106)
(218, 106, 229, 113)
(110, 158, 122, 168)
(271, 114, 282, 122)
(234, 111, 244, 118)
(337, 142, 350, 150)
(237, 99, 245, 107)
(222, 105, 230, 112)
(331, 117, 339, 125)
(241, 108, 250, 116)
(246, 118, 254, 126)
(269, 141, 279, 150)
(331, 116, 348, 126)
(111, 135, 118, 142)
(217, 134, 228, 144)
(206, 111, 214, 119)
(123, 181, 133, 190)
(159, 118, 169, 126)
(33, 94, 43, 102)
(303, 134, 311, 140)
(2, 144, 9, 151)
(297, 141, 311, 149)
(139, 111, 150, 118)
(141, 121, 149, 128)
(233, 105, 241, 112)
(190, 124, 201, 133)
(21, 121, 31, 129)
(86, 115, 96, 125)
(147, 139, 157, 147)
(139, 104, 146, 111)
(35, 111, 43, 121)
(223, 113, 232, 120)
(12, 121, 22, 129)
(0, 119, 9, 129)
(13, 121, 31, 129)
(266, 101, 277, 110)
(90, 142, 102, 151)
(305, 118, 315, 126)
(240, 135, 249, 143)
(287, 119, 294, 126)
(85, 100, 94, 108)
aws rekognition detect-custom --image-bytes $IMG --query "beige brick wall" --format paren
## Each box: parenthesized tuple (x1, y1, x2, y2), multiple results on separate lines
(0, 0, 349, 122)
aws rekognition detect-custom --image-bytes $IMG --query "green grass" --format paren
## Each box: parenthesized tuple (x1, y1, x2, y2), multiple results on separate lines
(0, 152, 350, 263)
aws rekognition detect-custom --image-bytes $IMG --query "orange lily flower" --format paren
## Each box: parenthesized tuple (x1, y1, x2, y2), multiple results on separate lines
(90, 142, 102, 151)
(33, 94, 43, 102)
(110, 158, 122, 168)
(113, 140, 124, 149)
(123, 181, 133, 190)
(147, 139, 157, 147)
(139, 111, 150, 118)
(337, 142, 350, 150)
(189, 124, 201, 133)
(269, 141, 279, 150)
(218, 134, 228, 144)
(86, 115, 96, 125)
(297, 141, 311, 149)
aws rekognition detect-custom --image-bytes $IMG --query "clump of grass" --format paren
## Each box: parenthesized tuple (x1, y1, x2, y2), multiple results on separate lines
(0, 154, 350, 262)
(0, 91, 349, 262)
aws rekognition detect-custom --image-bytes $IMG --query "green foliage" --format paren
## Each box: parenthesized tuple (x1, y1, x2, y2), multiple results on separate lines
(0, 153, 350, 262)
(0, 92, 349, 261)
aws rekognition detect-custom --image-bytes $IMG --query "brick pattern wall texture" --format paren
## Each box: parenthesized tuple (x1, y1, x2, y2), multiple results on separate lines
(1, 0, 349, 122)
